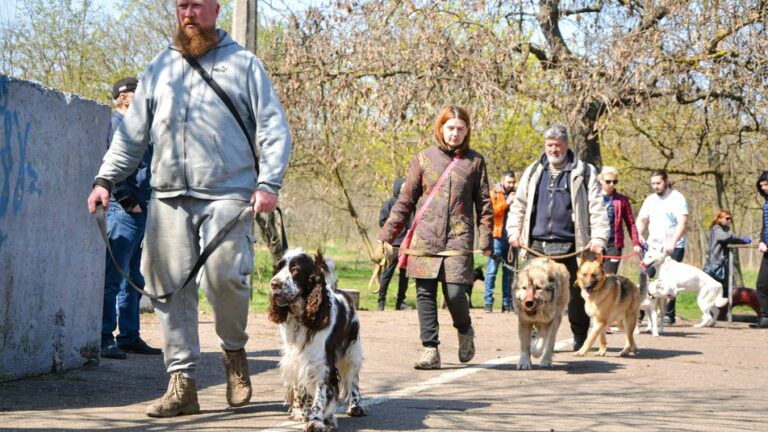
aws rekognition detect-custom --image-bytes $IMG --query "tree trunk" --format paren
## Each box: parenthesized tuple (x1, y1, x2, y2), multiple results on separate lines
(330, 166, 375, 257)
(573, 106, 604, 169)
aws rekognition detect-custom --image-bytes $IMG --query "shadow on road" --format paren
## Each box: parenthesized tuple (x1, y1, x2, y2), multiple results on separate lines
(0, 349, 280, 412)
(339, 397, 490, 431)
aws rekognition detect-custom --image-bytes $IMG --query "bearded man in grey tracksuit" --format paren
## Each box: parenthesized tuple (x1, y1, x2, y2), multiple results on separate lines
(87, 0, 292, 417)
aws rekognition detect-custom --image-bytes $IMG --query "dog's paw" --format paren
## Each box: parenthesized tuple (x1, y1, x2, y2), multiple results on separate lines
(347, 404, 368, 417)
(574, 349, 588, 357)
(596, 348, 607, 357)
(304, 420, 328, 432)
(539, 360, 553, 369)
(517, 361, 532, 370)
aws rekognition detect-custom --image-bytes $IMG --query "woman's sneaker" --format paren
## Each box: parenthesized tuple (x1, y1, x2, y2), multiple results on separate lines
(414, 347, 441, 369)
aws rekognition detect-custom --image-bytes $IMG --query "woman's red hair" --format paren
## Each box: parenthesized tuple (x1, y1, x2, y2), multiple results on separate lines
(433, 105, 471, 153)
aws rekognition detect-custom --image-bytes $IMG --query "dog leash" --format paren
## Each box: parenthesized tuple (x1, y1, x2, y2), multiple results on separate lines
(95, 202, 287, 300)
(601, 251, 640, 260)
(517, 244, 589, 260)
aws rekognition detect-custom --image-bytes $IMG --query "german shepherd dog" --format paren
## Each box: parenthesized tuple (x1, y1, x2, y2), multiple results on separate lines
(575, 256, 642, 357)
(513, 258, 570, 369)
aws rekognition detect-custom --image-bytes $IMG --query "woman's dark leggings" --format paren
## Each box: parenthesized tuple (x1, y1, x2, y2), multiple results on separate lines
(415, 278, 472, 347)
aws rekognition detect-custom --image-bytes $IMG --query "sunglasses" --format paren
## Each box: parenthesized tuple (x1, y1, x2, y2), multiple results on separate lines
(604, 180, 619, 185)
(724, 217, 732, 221)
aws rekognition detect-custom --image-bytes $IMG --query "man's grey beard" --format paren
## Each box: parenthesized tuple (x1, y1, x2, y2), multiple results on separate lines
(547, 153, 567, 166)
(174, 24, 219, 58)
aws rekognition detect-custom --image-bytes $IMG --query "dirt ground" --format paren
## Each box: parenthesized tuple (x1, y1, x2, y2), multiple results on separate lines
(1, 308, 767, 431)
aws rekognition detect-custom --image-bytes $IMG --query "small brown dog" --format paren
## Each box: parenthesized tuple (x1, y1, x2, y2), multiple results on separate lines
(575, 255, 641, 357)
(513, 258, 570, 369)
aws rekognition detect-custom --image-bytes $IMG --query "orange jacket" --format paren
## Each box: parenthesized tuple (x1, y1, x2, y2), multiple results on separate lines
(491, 185, 510, 238)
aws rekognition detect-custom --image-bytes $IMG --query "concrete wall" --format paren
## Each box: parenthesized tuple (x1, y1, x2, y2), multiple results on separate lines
(0, 75, 109, 380)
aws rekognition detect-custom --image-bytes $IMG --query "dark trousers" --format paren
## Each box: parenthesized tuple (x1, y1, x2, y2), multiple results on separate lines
(378, 249, 408, 306)
(529, 242, 589, 343)
(756, 253, 768, 318)
(602, 243, 621, 275)
(415, 276, 472, 347)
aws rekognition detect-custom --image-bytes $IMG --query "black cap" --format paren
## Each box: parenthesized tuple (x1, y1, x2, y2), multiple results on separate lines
(112, 77, 138, 99)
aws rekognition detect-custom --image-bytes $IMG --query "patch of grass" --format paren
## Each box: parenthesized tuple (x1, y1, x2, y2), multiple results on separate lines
(197, 244, 760, 320)
(241, 246, 497, 312)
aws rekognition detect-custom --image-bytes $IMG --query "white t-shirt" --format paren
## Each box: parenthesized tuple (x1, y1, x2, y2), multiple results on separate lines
(638, 189, 688, 248)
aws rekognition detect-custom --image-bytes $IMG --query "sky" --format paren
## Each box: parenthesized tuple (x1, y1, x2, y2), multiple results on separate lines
(0, 0, 322, 25)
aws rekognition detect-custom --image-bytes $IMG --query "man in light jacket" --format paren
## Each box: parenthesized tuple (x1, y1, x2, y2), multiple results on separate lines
(87, 0, 292, 418)
(506, 124, 609, 351)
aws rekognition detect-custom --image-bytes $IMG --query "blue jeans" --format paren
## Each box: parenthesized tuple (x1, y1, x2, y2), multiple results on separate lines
(483, 237, 514, 308)
(102, 202, 147, 348)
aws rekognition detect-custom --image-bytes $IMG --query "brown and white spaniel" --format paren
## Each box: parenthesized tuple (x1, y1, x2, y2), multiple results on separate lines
(268, 248, 367, 432)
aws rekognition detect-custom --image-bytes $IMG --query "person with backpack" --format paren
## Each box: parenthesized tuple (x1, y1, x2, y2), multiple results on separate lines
(506, 124, 609, 352)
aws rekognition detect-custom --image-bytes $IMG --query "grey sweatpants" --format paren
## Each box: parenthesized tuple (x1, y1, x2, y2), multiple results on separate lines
(142, 197, 254, 379)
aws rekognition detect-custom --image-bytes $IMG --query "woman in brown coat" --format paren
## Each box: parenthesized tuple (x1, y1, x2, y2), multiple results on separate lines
(379, 106, 493, 369)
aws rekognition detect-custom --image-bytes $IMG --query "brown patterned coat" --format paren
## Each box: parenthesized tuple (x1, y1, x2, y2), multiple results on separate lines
(379, 145, 493, 285)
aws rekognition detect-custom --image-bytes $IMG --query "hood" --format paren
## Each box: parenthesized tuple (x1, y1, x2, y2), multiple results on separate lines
(392, 178, 405, 198)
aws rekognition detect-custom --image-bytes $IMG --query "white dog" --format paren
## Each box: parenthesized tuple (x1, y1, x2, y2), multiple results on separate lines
(642, 247, 729, 328)
(640, 280, 682, 336)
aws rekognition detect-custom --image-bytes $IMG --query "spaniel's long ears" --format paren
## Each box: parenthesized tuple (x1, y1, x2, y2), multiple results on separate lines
(268, 301, 289, 324)
(314, 248, 328, 274)
(303, 272, 331, 331)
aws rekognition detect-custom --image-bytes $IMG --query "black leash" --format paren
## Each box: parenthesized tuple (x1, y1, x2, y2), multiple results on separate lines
(96, 203, 285, 300)
(183, 55, 259, 172)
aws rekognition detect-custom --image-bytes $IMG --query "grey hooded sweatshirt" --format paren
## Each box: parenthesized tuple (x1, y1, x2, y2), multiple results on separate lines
(97, 30, 292, 201)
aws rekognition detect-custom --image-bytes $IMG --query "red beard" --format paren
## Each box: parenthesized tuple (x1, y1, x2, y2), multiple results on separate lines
(174, 19, 219, 58)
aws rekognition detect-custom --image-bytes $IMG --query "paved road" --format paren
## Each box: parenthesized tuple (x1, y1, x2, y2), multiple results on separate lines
(1, 310, 766, 431)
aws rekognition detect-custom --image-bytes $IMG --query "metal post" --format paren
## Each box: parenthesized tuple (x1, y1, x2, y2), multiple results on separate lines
(232, 0, 258, 54)
(727, 246, 734, 323)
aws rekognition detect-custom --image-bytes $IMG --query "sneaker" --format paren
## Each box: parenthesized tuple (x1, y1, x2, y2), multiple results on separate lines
(395, 302, 412, 310)
(663, 315, 675, 325)
(572, 338, 585, 352)
(118, 338, 162, 355)
(484, 304, 493, 313)
(145, 371, 200, 417)
(101, 345, 127, 359)
(414, 347, 441, 370)
(222, 348, 252, 407)
(458, 327, 475, 363)
(501, 304, 511, 313)
(377, 301, 385, 311)
(749, 317, 768, 329)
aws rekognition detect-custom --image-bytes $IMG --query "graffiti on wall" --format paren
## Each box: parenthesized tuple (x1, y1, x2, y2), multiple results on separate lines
(0, 76, 43, 249)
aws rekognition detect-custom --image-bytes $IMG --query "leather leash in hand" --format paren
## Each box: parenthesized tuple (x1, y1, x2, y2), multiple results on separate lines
(95, 203, 286, 300)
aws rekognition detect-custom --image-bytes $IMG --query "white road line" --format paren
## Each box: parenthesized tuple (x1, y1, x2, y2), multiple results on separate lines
(261, 338, 573, 431)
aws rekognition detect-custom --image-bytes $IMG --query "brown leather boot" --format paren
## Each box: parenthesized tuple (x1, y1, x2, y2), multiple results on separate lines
(145, 371, 200, 417)
(222, 348, 252, 407)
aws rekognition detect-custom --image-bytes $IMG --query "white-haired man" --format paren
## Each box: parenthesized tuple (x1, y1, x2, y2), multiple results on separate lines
(507, 124, 609, 351)
(87, 0, 292, 417)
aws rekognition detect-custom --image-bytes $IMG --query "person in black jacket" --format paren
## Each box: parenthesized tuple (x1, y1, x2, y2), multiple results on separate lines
(100, 77, 160, 359)
(752, 171, 768, 329)
(703, 209, 751, 295)
(378, 178, 411, 310)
